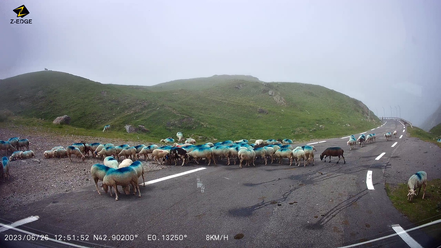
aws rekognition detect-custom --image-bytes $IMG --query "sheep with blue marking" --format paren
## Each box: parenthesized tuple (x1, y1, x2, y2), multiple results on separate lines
(357, 134, 366, 147)
(274, 148, 293, 165)
(176, 132, 184, 142)
(160, 137, 174, 144)
(2, 156, 9, 180)
(238, 147, 256, 168)
(7, 137, 19, 151)
(0, 140, 15, 156)
(18, 139, 30, 151)
(188, 147, 216, 166)
(103, 124, 111, 132)
(96, 146, 117, 160)
(90, 163, 112, 194)
(118, 160, 145, 187)
(138, 144, 158, 161)
(67, 146, 85, 162)
(21, 150, 35, 159)
(102, 166, 141, 201)
(384, 132, 392, 141)
(407, 171, 427, 202)
(302, 145, 316, 165)
(118, 146, 137, 160)
(104, 156, 119, 169)
(347, 136, 357, 150)
(292, 146, 307, 167)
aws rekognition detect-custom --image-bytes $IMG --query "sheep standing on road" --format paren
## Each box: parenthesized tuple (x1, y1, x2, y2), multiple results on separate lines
(90, 163, 112, 195)
(320, 147, 346, 164)
(384, 132, 392, 141)
(347, 136, 357, 150)
(407, 171, 427, 202)
(2, 156, 9, 180)
(67, 146, 85, 162)
(102, 167, 141, 201)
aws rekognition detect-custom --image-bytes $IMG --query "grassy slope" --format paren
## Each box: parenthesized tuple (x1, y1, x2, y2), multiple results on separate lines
(0, 70, 380, 141)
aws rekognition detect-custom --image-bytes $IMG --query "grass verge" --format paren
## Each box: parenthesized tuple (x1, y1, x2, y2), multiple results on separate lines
(386, 180, 441, 240)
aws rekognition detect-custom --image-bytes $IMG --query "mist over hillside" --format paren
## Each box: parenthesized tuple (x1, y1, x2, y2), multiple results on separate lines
(421, 104, 441, 132)
(0, 70, 380, 141)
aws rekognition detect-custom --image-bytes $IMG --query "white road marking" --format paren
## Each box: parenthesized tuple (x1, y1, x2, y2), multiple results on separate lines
(371, 128, 375, 131)
(403, 129, 405, 132)
(366, 170, 374, 190)
(0, 216, 39, 233)
(392, 224, 423, 248)
(341, 136, 350, 139)
(339, 219, 441, 248)
(375, 152, 386, 160)
(141, 167, 207, 186)
(318, 141, 326, 143)
(307, 142, 318, 145)
(391, 142, 398, 148)
(399, 135, 403, 139)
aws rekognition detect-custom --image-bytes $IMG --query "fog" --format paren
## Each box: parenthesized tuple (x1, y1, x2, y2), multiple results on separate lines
(1, 0, 440, 128)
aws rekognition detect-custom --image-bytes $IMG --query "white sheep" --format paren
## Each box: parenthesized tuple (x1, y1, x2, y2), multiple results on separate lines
(292, 147, 306, 167)
(21, 150, 35, 159)
(66, 146, 85, 162)
(151, 149, 170, 165)
(43, 150, 55, 159)
(102, 167, 141, 201)
(407, 171, 427, 202)
(176, 132, 184, 142)
(188, 147, 216, 166)
(18, 139, 30, 150)
(90, 163, 112, 195)
(2, 156, 10, 180)
(274, 148, 293, 165)
(118, 146, 137, 160)
(254, 139, 264, 146)
(9, 151, 23, 161)
(238, 147, 256, 168)
(103, 156, 119, 169)
(118, 158, 133, 168)
(138, 144, 158, 161)
(185, 138, 196, 144)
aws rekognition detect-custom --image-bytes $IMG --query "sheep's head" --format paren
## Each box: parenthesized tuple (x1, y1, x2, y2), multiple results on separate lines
(320, 154, 324, 161)
(407, 189, 416, 201)
(102, 183, 109, 194)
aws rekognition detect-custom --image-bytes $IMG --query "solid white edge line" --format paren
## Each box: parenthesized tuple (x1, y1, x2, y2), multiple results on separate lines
(0, 223, 88, 248)
(141, 167, 207, 186)
(341, 136, 350, 139)
(0, 216, 39, 233)
(366, 170, 374, 190)
(391, 142, 398, 148)
(339, 219, 441, 248)
(392, 224, 423, 248)
(318, 141, 326, 143)
(307, 142, 318, 145)
(375, 152, 386, 160)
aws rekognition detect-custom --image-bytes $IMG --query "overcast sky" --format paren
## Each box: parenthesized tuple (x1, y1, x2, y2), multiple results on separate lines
(1, 0, 440, 128)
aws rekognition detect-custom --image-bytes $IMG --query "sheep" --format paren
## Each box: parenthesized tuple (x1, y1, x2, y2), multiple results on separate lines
(169, 147, 188, 166)
(357, 134, 366, 147)
(184, 138, 196, 144)
(72, 143, 90, 157)
(43, 146, 65, 159)
(118, 146, 137, 160)
(347, 136, 357, 150)
(103, 124, 111, 132)
(102, 167, 141, 201)
(2, 156, 9, 180)
(292, 147, 307, 167)
(151, 149, 170, 165)
(187, 147, 216, 166)
(407, 171, 427, 202)
(66, 146, 85, 162)
(54, 148, 68, 158)
(176, 132, 184, 142)
(234, 139, 248, 144)
(0, 140, 15, 156)
(254, 139, 264, 146)
(211, 145, 231, 165)
(9, 151, 23, 161)
(274, 148, 293, 165)
(87, 143, 101, 158)
(253, 146, 268, 165)
(18, 139, 30, 150)
(7, 137, 19, 151)
(118, 158, 133, 168)
(43, 150, 55, 159)
(302, 145, 316, 165)
(104, 156, 119, 169)
(127, 160, 145, 187)
(21, 150, 35, 159)
(320, 147, 346, 164)
(160, 137, 174, 144)
(384, 132, 392, 141)
(282, 139, 293, 144)
(366, 133, 376, 143)
(393, 130, 397, 137)
(238, 147, 256, 168)
(96, 146, 117, 160)
(138, 144, 158, 161)
(90, 163, 112, 194)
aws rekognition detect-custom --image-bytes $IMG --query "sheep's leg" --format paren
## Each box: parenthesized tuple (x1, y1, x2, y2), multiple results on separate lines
(114, 185, 119, 201)
(94, 178, 101, 195)
(422, 182, 426, 199)
(342, 154, 346, 164)
(336, 156, 340, 164)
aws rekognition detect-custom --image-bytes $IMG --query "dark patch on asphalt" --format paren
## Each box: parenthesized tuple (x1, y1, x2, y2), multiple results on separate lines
(234, 233, 244, 239)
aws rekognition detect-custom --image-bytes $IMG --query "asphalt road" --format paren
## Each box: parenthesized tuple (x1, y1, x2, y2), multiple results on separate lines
(1, 119, 441, 248)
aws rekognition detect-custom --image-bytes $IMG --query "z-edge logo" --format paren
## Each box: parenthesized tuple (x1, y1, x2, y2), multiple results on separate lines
(13, 5, 30, 18)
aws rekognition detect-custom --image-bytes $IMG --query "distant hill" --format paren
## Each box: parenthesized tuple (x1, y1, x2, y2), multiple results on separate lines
(0, 70, 380, 141)
(421, 104, 441, 132)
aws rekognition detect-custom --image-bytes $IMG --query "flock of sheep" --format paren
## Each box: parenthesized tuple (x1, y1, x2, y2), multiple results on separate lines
(0, 128, 428, 202)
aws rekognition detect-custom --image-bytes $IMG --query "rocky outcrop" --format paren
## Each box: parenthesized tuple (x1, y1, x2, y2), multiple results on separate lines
(53, 115, 71, 125)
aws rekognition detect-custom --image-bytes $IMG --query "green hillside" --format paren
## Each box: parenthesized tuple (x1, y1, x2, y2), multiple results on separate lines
(0, 70, 380, 141)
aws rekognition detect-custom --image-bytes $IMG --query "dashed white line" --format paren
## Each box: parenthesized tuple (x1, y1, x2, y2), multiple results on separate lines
(392, 224, 423, 248)
(141, 167, 207, 186)
(403, 129, 405, 132)
(0, 216, 39, 233)
(391, 142, 398, 148)
(366, 170, 374, 190)
(375, 152, 386, 160)
(399, 135, 403, 139)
